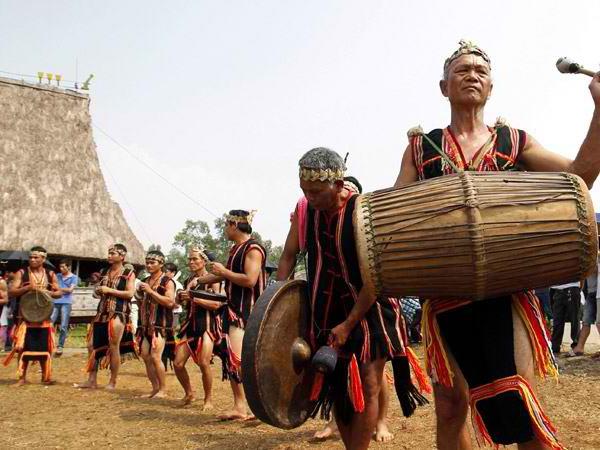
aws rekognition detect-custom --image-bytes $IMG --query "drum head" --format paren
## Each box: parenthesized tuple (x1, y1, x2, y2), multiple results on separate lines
(20, 290, 53, 322)
(242, 279, 317, 429)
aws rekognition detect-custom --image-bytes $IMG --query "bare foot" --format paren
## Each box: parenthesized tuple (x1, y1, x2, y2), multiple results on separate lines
(314, 421, 337, 440)
(12, 379, 28, 387)
(73, 381, 98, 389)
(152, 391, 168, 399)
(373, 422, 394, 443)
(104, 383, 117, 391)
(137, 391, 158, 399)
(218, 410, 250, 421)
(179, 395, 196, 407)
(42, 379, 56, 386)
(202, 401, 214, 411)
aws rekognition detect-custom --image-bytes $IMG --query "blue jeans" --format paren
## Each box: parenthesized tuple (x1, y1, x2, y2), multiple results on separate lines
(50, 303, 72, 348)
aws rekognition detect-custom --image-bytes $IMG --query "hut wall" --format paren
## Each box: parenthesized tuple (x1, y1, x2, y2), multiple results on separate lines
(0, 77, 145, 264)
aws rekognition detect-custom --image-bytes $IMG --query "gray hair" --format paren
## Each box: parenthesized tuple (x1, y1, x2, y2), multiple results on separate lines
(298, 147, 346, 172)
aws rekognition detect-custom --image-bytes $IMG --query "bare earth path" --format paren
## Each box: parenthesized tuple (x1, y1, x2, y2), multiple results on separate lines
(1, 346, 600, 449)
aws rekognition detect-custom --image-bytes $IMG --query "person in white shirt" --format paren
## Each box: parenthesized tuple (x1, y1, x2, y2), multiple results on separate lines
(164, 263, 184, 330)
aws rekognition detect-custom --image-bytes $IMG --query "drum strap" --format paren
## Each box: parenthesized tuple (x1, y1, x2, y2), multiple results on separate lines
(420, 133, 463, 173)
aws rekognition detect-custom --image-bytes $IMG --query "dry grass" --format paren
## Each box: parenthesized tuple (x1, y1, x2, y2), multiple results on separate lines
(1, 346, 600, 449)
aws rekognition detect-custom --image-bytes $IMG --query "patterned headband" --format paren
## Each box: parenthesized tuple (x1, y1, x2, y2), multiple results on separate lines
(227, 210, 257, 225)
(108, 245, 127, 257)
(189, 246, 209, 262)
(444, 39, 491, 73)
(30, 250, 47, 258)
(145, 253, 165, 264)
(299, 167, 345, 182)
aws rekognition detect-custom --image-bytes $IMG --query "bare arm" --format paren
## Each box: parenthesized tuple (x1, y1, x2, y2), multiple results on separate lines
(48, 272, 62, 299)
(148, 280, 176, 309)
(209, 249, 264, 289)
(209, 281, 222, 294)
(519, 74, 600, 188)
(102, 273, 136, 300)
(394, 144, 419, 187)
(194, 273, 224, 286)
(192, 298, 225, 311)
(329, 286, 377, 348)
(0, 280, 7, 305)
(8, 271, 29, 298)
(277, 212, 300, 281)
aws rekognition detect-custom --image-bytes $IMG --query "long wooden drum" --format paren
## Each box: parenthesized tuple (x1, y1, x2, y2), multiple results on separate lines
(354, 172, 598, 300)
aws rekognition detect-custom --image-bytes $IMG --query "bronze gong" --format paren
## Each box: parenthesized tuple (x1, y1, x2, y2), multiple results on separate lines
(242, 279, 317, 429)
(20, 290, 54, 323)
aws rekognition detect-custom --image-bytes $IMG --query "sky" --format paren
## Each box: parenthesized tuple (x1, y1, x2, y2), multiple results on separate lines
(1, 1, 600, 250)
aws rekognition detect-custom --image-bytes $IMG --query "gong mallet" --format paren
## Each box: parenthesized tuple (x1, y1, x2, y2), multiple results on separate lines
(556, 57, 597, 77)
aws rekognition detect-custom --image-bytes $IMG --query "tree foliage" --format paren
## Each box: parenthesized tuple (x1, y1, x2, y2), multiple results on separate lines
(168, 215, 283, 279)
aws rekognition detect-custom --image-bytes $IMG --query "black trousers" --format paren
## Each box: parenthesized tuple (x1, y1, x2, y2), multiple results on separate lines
(550, 287, 581, 352)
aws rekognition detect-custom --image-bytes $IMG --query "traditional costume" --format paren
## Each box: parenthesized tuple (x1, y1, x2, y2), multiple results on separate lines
(3, 257, 55, 382)
(86, 248, 137, 371)
(136, 263, 176, 369)
(176, 248, 225, 366)
(219, 211, 267, 382)
(408, 41, 562, 450)
(296, 158, 430, 424)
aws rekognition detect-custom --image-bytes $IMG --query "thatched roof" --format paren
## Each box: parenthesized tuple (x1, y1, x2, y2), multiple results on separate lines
(0, 77, 145, 264)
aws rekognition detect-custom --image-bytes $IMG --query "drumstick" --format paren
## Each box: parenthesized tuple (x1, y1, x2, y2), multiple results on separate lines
(556, 57, 597, 77)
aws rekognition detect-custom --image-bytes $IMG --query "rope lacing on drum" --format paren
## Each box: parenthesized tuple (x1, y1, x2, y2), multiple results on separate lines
(361, 193, 382, 296)
(566, 173, 593, 279)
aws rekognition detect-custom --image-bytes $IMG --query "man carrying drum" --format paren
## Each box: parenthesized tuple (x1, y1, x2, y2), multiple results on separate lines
(135, 249, 176, 399)
(173, 246, 223, 408)
(3, 246, 61, 385)
(278, 148, 429, 450)
(394, 40, 600, 450)
(195, 210, 267, 420)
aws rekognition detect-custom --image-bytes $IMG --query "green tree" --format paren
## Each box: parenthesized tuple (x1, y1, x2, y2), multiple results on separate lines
(168, 216, 284, 279)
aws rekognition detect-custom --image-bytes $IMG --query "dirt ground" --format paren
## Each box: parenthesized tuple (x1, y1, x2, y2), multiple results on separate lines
(1, 346, 600, 450)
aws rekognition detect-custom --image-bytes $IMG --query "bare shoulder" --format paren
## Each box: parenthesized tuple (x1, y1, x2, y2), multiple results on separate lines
(518, 132, 572, 173)
(394, 144, 418, 187)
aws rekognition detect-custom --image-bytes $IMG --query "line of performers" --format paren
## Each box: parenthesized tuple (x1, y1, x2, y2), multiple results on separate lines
(5, 39, 600, 450)
(3, 212, 269, 417)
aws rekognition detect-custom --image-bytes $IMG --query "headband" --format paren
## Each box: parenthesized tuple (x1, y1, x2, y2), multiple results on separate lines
(189, 246, 210, 262)
(108, 245, 127, 257)
(226, 210, 257, 225)
(444, 39, 491, 74)
(145, 253, 165, 264)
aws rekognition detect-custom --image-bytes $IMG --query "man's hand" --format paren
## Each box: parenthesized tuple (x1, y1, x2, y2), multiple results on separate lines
(590, 73, 600, 108)
(329, 322, 352, 349)
(139, 282, 151, 293)
(207, 262, 227, 277)
(95, 285, 110, 295)
(178, 290, 191, 302)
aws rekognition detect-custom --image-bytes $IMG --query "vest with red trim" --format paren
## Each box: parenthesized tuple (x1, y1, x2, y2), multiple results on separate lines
(178, 277, 223, 339)
(305, 194, 405, 361)
(411, 125, 526, 180)
(224, 239, 267, 329)
(94, 266, 135, 322)
(138, 274, 175, 334)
